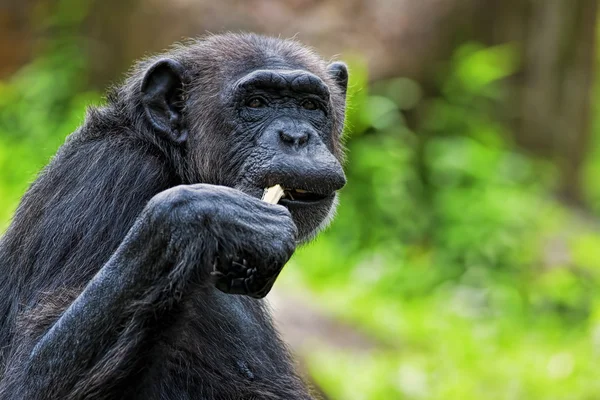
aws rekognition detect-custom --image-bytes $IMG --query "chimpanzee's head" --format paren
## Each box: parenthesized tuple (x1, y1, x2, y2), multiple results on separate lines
(136, 33, 348, 242)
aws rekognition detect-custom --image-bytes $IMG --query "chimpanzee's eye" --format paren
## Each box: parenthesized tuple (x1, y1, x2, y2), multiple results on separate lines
(301, 100, 317, 111)
(246, 97, 266, 108)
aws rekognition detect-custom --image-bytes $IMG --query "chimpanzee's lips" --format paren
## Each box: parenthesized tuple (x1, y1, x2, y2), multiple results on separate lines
(282, 188, 328, 202)
(279, 188, 333, 206)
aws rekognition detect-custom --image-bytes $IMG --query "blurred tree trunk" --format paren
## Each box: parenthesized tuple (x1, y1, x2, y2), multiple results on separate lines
(0, 0, 37, 78)
(477, 0, 598, 203)
(521, 0, 597, 203)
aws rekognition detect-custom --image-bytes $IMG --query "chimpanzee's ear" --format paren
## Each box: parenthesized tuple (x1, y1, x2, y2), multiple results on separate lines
(141, 58, 188, 143)
(326, 61, 348, 96)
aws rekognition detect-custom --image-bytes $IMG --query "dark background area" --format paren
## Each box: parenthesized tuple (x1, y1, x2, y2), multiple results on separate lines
(1, 0, 600, 398)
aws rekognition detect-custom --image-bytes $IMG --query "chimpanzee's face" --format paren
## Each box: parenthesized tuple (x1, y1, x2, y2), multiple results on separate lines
(223, 65, 347, 242)
(142, 37, 349, 242)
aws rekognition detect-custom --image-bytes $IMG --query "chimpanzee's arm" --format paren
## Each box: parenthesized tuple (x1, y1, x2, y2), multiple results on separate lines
(0, 184, 296, 399)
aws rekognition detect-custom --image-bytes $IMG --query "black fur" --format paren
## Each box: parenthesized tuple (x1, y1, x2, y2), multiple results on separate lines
(0, 33, 348, 399)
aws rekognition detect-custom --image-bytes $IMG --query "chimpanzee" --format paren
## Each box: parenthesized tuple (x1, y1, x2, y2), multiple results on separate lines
(0, 33, 348, 399)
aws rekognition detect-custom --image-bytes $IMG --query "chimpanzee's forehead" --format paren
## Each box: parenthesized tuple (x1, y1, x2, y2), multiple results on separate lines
(235, 60, 318, 82)
(197, 34, 326, 79)
(226, 49, 324, 81)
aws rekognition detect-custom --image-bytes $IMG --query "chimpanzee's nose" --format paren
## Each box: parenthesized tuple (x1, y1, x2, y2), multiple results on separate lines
(278, 129, 309, 147)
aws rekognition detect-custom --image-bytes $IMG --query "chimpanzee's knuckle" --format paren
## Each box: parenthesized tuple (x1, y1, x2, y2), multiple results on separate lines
(145, 186, 201, 225)
(271, 236, 296, 261)
(271, 203, 293, 218)
(193, 184, 250, 206)
(287, 218, 299, 236)
(186, 183, 214, 192)
(278, 220, 298, 245)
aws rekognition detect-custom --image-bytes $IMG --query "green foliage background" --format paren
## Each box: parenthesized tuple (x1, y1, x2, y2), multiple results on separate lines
(2, 5, 600, 399)
(289, 44, 600, 399)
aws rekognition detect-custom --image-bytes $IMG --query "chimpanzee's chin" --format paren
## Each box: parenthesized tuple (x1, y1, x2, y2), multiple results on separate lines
(287, 195, 338, 243)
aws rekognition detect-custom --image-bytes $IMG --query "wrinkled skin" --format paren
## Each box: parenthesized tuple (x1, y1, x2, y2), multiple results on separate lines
(0, 33, 348, 399)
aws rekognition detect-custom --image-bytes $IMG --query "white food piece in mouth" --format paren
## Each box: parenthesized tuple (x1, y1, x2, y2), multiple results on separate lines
(261, 184, 285, 204)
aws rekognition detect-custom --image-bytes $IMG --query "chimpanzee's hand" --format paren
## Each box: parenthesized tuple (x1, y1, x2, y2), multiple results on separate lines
(146, 184, 297, 298)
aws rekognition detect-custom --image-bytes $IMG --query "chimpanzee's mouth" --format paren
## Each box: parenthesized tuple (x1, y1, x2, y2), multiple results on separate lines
(280, 188, 331, 204)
